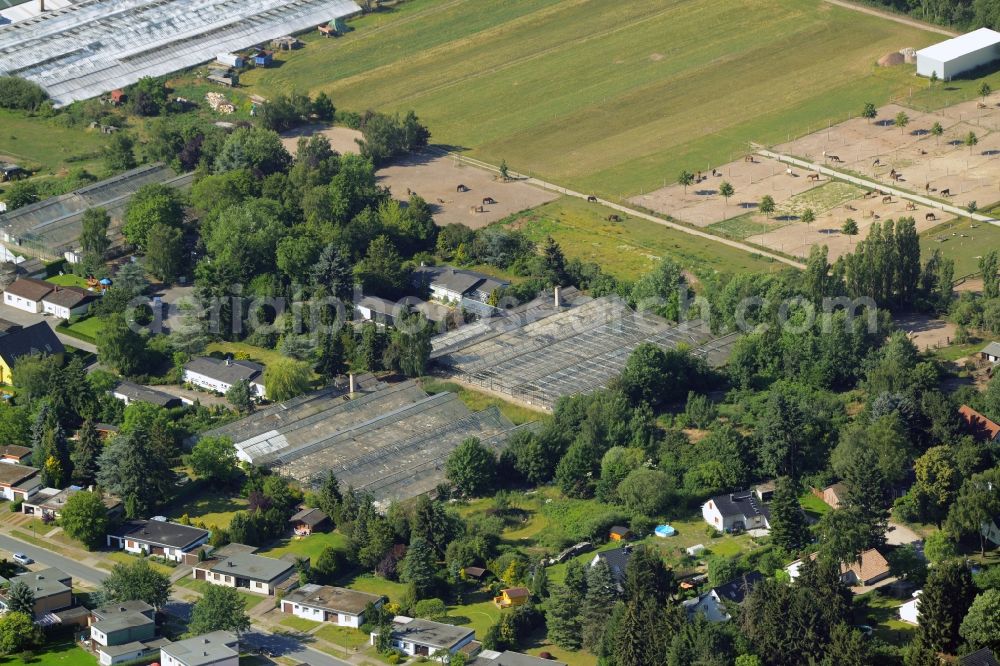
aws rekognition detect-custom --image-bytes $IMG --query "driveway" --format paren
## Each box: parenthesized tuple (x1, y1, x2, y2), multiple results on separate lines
(886, 522, 924, 547)
(0, 533, 107, 585)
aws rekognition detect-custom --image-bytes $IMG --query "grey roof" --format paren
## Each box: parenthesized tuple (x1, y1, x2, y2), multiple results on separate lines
(289, 507, 328, 527)
(482, 651, 568, 666)
(0, 322, 65, 368)
(92, 611, 154, 634)
(593, 546, 632, 584)
(161, 631, 238, 666)
(91, 600, 154, 620)
(389, 617, 474, 650)
(185, 357, 264, 385)
(282, 584, 382, 616)
(708, 490, 771, 523)
(98, 637, 171, 658)
(0, 318, 22, 333)
(9, 567, 71, 600)
(206, 551, 295, 583)
(981, 341, 1000, 357)
(356, 295, 397, 317)
(961, 649, 1000, 666)
(111, 520, 209, 550)
(711, 572, 764, 604)
(413, 266, 508, 297)
(113, 381, 182, 408)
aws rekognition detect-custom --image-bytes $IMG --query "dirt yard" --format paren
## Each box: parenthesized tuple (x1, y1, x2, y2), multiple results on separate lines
(375, 153, 558, 229)
(279, 125, 363, 156)
(895, 312, 957, 351)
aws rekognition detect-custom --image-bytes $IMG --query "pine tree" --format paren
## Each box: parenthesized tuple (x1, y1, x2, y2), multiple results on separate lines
(530, 564, 548, 599)
(841, 446, 889, 549)
(5, 581, 35, 616)
(624, 545, 675, 604)
(399, 537, 437, 597)
(581, 559, 619, 651)
(541, 236, 568, 286)
(563, 559, 588, 596)
(768, 476, 809, 552)
(316, 470, 342, 524)
(616, 596, 669, 666)
(315, 329, 346, 380)
(545, 583, 582, 650)
(917, 559, 977, 654)
(71, 420, 101, 485)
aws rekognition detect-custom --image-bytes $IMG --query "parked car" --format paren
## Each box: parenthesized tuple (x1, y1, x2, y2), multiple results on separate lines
(12, 553, 32, 565)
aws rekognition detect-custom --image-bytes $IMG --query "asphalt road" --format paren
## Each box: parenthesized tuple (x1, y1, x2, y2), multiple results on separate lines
(242, 631, 352, 666)
(0, 533, 107, 585)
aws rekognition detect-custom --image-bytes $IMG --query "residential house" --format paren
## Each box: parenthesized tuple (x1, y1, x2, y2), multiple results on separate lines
(681, 572, 764, 623)
(371, 616, 476, 659)
(471, 651, 568, 666)
(412, 266, 509, 304)
(112, 380, 183, 408)
(494, 587, 530, 608)
(90, 600, 168, 666)
(0, 462, 40, 502)
(899, 590, 922, 625)
(23, 486, 122, 520)
(0, 567, 73, 617)
(702, 488, 771, 533)
(462, 567, 489, 583)
(107, 520, 210, 564)
(982, 514, 1000, 547)
(160, 631, 238, 666)
(960, 649, 1000, 666)
(0, 321, 65, 384)
(591, 545, 633, 590)
(355, 295, 398, 326)
(959, 405, 1000, 443)
(42, 285, 95, 319)
(183, 357, 265, 398)
(609, 526, 632, 541)
(3, 277, 53, 313)
(820, 482, 848, 510)
(192, 549, 297, 595)
(786, 549, 891, 588)
(280, 584, 384, 628)
(0, 444, 31, 464)
(980, 341, 1000, 364)
(289, 507, 329, 536)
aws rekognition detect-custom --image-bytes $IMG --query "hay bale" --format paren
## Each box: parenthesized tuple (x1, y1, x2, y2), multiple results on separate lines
(900, 47, 917, 64)
(878, 52, 905, 67)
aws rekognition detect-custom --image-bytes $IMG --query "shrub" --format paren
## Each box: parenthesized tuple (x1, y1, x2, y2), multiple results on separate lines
(0, 76, 48, 111)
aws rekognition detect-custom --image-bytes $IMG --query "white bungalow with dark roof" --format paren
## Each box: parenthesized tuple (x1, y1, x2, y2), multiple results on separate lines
(412, 266, 509, 304)
(702, 488, 772, 533)
(107, 520, 210, 564)
(183, 357, 266, 398)
(3, 277, 53, 314)
(113, 380, 184, 408)
(192, 549, 296, 595)
(372, 616, 476, 659)
(160, 631, 238, 666)
(281, 584, 383, 627)
(41, 285, 96, 319)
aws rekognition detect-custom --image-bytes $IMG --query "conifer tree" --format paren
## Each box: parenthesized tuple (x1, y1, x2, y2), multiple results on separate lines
(71, 419, 101, 485)
(917, 559, 977, 654)
(546, 583, 582, 650)
(581, 559, 619, 651)
(767, 477, 809, 552)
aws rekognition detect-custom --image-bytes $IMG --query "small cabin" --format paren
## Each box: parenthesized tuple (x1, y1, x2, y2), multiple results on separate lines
(110, 89, 126, 105)
(494, 587, 530, 608)
(609, 525, 632, 541)
(252, 50, 273, 67)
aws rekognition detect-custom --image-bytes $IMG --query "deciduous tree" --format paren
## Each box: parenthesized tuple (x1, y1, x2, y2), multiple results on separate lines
(101, 558, 171, 609)
(189, 585, 251, 635)
(60, 490, 109, 549)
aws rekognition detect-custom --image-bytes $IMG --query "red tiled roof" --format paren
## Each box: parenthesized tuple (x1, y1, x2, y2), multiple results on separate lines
(959, 405, 1000, 442)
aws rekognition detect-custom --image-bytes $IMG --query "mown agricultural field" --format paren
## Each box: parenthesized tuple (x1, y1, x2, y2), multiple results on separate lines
(242, 0, 940, 197)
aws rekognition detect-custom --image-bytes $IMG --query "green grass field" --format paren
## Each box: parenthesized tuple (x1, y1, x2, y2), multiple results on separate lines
(258, 531, 350, 564)
(60, 316, 105, 344)
(46, 274, 90, 288)
(0, 109, 109, 176)
(163, 487, 247, 530)
(505, 197, 781, 279)
(2, 642, 95, 666)
(419, 377, 545, 425)
(920, 216, 1000, 278)
(241, 0, 939, 197)
(104, 551, 175, 575)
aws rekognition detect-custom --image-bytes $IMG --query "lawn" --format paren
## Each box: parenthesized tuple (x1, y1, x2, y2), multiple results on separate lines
(314, 624, 371, 651)
(799, 491, 832, 522)
(707, 214, 774, 241)
(46, 274, 90, 288)
(240, 0, 939, 198)
(258, 531, 351, 564)
(106, 550, 175, 575)
(175, 577, 268, 608)
(921, 215, 1000, 278)
(505, 197, 782, 280)
(854, 589, 916, 647)
(1, 642, 95, 666)
(279, 615, 323, 633)
(162, 487, 247, 531)
(0, 109, 109, 176)
(419, 377, 545, 426)
(60, 316, 105, 344)
(335, 573, 409, 605)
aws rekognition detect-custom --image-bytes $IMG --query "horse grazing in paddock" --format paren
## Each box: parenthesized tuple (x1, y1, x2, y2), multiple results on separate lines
(587, 195, 598, 203)
(926, 212, 937, 221)
(882, 196, 892, 204)
(807, 173, 820, 181)
(940, 188, 951, 196)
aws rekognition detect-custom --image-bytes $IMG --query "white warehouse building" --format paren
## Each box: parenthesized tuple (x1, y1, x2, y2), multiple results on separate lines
(916, 27, 1000, 80)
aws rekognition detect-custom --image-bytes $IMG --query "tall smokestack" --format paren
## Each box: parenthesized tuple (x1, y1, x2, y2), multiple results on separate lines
(349, 373, 355, 395)
(554, 286, 561, 308)
(39, 0, 44, 12)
